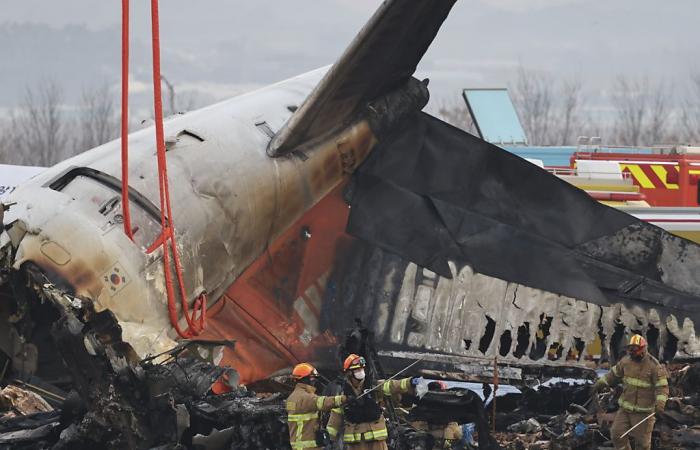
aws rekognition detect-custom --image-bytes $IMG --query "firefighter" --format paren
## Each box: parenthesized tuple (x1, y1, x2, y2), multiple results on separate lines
(327, 354, 418, 450)
(591, 334, 669, 450)
(410, 381, 463, 449)
(286, 363, 347, 450)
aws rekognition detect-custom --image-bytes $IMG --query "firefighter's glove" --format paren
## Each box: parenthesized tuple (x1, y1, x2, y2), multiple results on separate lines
(655, 402, 666, 415)
(590, 379, 607, 395)
(412, 377, 428, 398)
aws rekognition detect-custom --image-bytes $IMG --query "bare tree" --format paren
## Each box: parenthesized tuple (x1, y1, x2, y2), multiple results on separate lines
(510, 67, 587, 146)
(611, 76, 671, 146)
(160, 75, 177, 117)
(8, 81, 67, 166)
(510, 66, 554, 145)
(0, 118, 11, 164)
(160, 75, 202, 116)
(553, 79, 583, 146)
(76, 83, 119, 152)
(611, 77, 647, 146)
(680, 72, 700, 143)
(176, 90, 203, 112)
(645, 81, 672, 145)
(434, 96, 478, 135)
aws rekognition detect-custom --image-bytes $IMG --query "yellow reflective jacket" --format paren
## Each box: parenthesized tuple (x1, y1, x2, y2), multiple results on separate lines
(286, 382, 345, 450)
(600, 354, 669, 413)
(327, 377, 414, 445)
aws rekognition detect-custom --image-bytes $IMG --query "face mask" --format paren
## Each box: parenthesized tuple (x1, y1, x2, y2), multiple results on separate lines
(353, 369, 366, 381)
(629, 346, 644, 360)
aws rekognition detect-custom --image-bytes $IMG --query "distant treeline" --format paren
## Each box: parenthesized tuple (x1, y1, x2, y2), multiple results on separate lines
(0, 76, 200, 166)
(2, 69, 700, 167)
(435, 67, 700, 147)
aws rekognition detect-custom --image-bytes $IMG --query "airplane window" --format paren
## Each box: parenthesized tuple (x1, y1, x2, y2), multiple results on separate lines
(60, 175, 117, 210)
(49, 168, 161, 251)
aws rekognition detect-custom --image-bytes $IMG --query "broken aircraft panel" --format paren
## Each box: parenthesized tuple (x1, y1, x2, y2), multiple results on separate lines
(323, 242, 698, 373)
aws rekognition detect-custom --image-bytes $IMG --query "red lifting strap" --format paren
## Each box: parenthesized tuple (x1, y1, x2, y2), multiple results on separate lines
(121, 0, 207, 338)
(120, 0, 133, 239)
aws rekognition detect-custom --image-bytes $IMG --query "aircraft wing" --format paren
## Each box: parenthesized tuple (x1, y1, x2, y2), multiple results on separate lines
(267, 0, 458, 156)
(346, 113, 700, 323)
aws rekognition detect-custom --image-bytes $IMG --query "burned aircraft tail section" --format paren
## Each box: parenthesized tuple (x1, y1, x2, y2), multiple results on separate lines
(268, 0, 458, 156)
(347, 112, 700, 306)
(337, 112, 700, 365)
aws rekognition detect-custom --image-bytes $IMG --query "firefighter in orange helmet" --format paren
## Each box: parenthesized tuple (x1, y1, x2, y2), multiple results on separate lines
(286, 363, 346, 450)
(592, 334, 669, 450)
(327, 354, 417, 450)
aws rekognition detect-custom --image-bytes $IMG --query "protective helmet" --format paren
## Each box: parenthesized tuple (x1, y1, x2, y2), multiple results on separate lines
(629, 334, 647, 348)
(343, 354, 366, 371)
(292, 363, 319, 380)
(628, 334, 647, 357)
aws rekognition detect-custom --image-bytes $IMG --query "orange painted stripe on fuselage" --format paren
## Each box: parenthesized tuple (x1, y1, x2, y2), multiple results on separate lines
(199, 183, 351, 384)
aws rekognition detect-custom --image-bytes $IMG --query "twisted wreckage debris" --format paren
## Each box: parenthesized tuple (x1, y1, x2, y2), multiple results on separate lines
(1, 276, 699, 450)
(0, 279, 293, 450)
(493, 365, 700, 450)
(0, 274, 500, 450)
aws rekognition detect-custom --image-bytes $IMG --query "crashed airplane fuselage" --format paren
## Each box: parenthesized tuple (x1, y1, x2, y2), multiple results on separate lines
(0, 0, 454, 383)
(0, 68, 376, 358)
(2, 0, 700, 391)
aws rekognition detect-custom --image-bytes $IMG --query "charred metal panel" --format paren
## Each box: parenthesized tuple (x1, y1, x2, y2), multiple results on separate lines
(322, 242, 700, 370)
(346, 112, 700, 322)
(326, 112, 700, 366)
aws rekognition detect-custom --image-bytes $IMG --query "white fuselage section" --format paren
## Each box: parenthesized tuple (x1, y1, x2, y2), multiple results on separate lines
(2, 67, 377, 356)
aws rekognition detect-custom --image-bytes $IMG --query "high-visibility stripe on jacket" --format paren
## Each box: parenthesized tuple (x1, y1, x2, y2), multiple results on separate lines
(327, 408, 343, 438)
(286, 383, 345, 450)
(328, 377, 414, 446)
(601, 354, 669, 414)
(343, 427, 390, 442)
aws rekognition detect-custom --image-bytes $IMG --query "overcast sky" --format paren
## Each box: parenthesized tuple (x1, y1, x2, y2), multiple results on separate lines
(0, 0, 698, 117)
